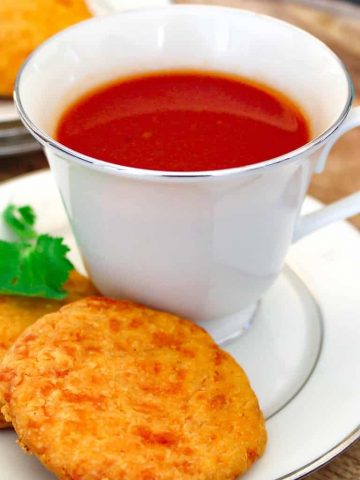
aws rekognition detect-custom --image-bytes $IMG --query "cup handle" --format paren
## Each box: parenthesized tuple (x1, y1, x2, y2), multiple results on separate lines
(293, 106, 360, 242)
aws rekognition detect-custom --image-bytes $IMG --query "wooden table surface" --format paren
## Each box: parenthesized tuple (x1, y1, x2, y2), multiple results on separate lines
(0, 0, 359, 479)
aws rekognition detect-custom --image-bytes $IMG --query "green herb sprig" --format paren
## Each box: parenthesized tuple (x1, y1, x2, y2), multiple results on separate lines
(0, 204, 73, 299)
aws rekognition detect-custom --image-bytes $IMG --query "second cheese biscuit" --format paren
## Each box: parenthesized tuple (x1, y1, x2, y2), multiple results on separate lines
(0, 271, 98, 428)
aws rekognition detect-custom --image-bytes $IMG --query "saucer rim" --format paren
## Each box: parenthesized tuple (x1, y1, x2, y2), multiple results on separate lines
(275, 426, 359, 480)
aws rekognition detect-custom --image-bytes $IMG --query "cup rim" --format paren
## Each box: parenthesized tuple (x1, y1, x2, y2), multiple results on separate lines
(14, 4, 354, 179)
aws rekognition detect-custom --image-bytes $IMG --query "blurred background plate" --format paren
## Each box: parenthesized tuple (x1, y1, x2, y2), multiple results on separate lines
(0, 130, 41, 157)
(0, 100, 41, 155)
(0, 97, 18, 123)
(0, 118, 41, 158)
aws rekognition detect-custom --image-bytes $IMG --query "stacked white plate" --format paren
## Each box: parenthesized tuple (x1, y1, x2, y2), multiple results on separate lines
(0, 98, 40, 157)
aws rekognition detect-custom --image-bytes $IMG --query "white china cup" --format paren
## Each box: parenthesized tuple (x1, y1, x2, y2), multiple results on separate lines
(15, 6, 360, 341)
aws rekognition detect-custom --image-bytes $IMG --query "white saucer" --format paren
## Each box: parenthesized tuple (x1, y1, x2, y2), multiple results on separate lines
(0, 170, 359, 480)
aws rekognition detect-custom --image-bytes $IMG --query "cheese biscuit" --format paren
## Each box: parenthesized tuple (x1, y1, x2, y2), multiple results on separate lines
(0, 297, 266, 479)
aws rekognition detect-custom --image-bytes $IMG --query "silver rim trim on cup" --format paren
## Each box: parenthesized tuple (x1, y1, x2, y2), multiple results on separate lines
(14, 5, 354, 180)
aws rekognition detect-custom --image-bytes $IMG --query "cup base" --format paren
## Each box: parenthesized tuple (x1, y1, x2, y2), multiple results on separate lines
(197, 302, 260, 345)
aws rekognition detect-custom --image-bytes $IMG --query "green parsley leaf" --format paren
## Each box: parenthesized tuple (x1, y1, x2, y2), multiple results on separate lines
(0, 205, 74, 299)
(0, 241, 21, 286)
(3, 204, 37, 240)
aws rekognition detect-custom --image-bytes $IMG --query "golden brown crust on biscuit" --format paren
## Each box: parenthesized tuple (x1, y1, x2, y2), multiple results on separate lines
(0, 271, 97, 428)
(0, 297, 266, 478)
(0, 0, 91, 96)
